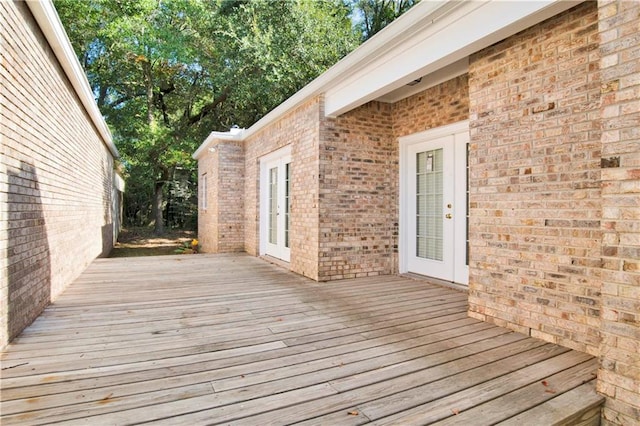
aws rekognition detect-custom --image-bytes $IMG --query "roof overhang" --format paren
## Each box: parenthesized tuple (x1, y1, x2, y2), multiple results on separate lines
(26, 0, 119, 159)
(192, 128, 245, 160)
(194, 0, 582, 156)
(324, 0, 582, 117)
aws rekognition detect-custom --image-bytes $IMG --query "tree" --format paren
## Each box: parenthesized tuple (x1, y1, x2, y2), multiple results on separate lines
(54, 0, 360, 234)
(351, 0, 419, 41)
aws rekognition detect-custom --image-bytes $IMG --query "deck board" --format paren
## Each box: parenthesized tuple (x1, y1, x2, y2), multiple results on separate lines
(0, 254, 599, 425)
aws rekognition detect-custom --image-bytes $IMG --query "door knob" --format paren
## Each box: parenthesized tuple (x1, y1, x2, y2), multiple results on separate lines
(445, 213, 452, 219)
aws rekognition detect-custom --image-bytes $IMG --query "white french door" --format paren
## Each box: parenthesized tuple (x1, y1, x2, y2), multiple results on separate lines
(260, 146, 291, 262)
(400, 121, 469, 285)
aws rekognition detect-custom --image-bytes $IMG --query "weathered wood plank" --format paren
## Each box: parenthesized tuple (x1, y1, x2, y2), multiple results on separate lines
(0, 341, 286, 391)
(367, 353, 595, 425)
(0, 254, 598, 426)
(1, 301, 468, 373)
(60, 383, 337, 425)
(496, 381, 604, 426)
(212, 322, 502, 392)
(218, 342, 570, 425)
(0, 334, 361, 402)
(430, 359, 599, 425)
(0, 383, 216, 425)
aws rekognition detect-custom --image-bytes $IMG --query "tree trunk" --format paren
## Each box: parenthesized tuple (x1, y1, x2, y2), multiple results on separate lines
(143, 60, 155, 126)
(152, 180, 165, 235)
(143, 58, 165, 234)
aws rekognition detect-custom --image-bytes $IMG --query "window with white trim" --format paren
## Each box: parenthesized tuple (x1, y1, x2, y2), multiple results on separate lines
(200, 173, 207, 210)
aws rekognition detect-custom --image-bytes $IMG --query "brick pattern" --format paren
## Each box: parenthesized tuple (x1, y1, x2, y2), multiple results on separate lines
(393, 74, 470, 139)
(197, 151, 217, 252)
(597, 0, 640, 423)
(314, 76, 469, 281)
(467, 2, 603, 355)
(318, 101, 395, 280)
(288, 99, 322, 280)
(0, 2, 117, 348)
(243, 97, 321, 279)
(197, 141, 244, 253)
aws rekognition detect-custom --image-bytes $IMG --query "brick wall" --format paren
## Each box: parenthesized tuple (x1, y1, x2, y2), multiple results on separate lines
(318, 101, 395, 280)
(467, 2, 602, 355)
(393, 74, 470, 139)
(314, 75, 469, 282)
(197, 149, 217, 252)
(244, 97, 321, 279)
(0, 1, 117, 348)
(597, 0, 640, 423)
(197, 140, 244, 253)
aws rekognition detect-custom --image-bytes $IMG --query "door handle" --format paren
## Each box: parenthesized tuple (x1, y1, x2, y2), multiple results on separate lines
(445, 213, 452, 219)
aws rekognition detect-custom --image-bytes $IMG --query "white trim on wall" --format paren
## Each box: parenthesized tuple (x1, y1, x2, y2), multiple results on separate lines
(200, 173, 207, 211)
(193, 1, 579, 158)
(259, 145, 292, 259)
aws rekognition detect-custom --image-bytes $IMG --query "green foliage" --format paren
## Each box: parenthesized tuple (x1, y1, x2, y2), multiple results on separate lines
(55, 0, 360, 233)
(54, 0, 415, 233)
(351, 0, 420, 41)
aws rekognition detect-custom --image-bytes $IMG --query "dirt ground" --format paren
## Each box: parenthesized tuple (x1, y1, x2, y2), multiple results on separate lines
(109, 227, 196, 257)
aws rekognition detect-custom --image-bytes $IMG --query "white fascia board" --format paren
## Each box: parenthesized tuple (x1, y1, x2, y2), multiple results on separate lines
(25, 0, 119, 159)
(325, 0, 582, 117)
(192, 129, 245, 160)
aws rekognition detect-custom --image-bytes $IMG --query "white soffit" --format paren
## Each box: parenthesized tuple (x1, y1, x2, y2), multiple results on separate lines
(376, 57, 469, 103)
(25, 0, 119, 158)
(325, 0, 582, 117)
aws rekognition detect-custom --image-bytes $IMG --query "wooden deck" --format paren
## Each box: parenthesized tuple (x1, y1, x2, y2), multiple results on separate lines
(1, 254, 602, 425)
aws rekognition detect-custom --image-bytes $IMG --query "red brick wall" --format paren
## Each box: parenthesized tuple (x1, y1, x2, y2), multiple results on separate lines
(197, 140, 244, 253)
(0, 1, 117, 348)
(597, 0, 640, 423)
(467, 2, 602, 355)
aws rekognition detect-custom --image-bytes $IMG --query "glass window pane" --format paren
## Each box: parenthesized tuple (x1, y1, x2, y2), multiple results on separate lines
(415, 149, 443, 261)
(285, 163, 290, 248)
(269, 167, 278, 244)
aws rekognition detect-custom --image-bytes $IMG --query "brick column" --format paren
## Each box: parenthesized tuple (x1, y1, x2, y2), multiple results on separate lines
(197, 140, 245, 253)
(597, 0, 640, 423)
(467, 2, 602, 355)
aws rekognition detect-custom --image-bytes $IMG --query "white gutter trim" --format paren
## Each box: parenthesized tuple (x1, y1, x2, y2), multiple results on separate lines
(192, 128, 245, 160)
(26, 0, 119, 158)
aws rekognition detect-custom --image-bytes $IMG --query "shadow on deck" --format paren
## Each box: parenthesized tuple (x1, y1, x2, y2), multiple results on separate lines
(0, 254, 603, 425)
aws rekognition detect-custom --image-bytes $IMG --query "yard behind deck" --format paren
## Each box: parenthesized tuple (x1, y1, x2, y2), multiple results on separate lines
(0, 254, 601, 425)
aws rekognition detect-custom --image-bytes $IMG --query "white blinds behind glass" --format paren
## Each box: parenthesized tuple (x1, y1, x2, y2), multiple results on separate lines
(416, 149, 443, 260)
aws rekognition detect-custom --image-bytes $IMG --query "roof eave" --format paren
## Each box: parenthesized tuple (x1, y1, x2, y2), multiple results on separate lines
(192, 129, 245, 160)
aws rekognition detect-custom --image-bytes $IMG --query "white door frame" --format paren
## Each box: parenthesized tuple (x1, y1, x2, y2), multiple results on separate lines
(259, 145, 292, 262)
(399, 120, 469, 285)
